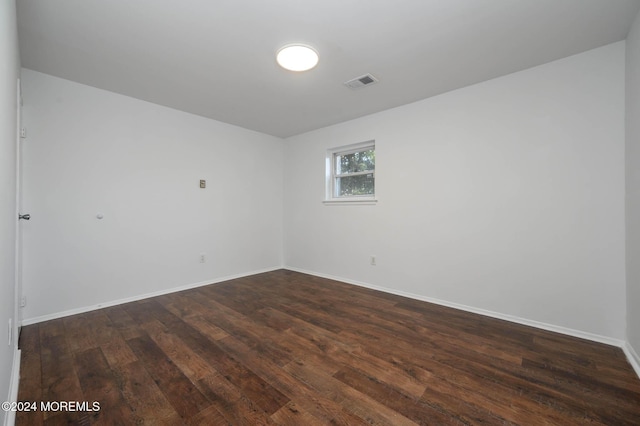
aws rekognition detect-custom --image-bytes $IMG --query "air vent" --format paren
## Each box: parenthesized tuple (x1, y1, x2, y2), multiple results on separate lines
(344, 73, 378, 90)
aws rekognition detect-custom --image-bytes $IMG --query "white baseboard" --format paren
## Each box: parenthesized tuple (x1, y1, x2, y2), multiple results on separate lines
(285, 267, 634, 361)
(3, 348, 21, 426)
(21, 266, 283, 326)
(623, 341, 640, 379)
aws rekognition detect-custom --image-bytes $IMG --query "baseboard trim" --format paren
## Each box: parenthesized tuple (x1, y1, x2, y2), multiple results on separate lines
(622, 341, 640, 379)
(4, 348, 21, 426)
(285, 266, 629, 350)
(21, 266, 283, 326)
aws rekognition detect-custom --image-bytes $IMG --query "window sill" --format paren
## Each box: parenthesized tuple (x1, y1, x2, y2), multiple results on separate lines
(323, 198, 378, 206)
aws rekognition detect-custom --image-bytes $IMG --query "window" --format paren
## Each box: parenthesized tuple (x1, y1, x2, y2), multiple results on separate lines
(325, 141, 376, 204)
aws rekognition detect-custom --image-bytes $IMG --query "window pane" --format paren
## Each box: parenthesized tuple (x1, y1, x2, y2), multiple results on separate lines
(336, 149, 375, 175)
(336, 173, 374, 197)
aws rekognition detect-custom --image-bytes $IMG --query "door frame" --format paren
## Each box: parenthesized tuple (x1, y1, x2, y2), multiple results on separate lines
(13, 77, 22, 342)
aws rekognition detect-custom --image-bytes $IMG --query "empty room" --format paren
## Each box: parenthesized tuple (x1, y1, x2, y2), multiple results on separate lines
(2, 0, 640, 424)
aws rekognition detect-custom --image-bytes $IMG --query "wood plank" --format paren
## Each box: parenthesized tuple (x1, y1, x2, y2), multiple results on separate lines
(215, 333, 370, 425)
(270, 401, 324, 425)
(17, 325, 44, 426)
(186, 405, 231, 426)
(334, 364, 504, 425)
(283, 357, 419, 426)
(182, 293, 294, 366)
(38, 321, 86, 423)
(141, 319, 216, 382)
(337, 328, 609, 425)
(100, 337, 138, 368)
(74, 347, 138, 425)
(113, 360, 182, 424)
(134, 300, 291, 416)
(102, 305, 144, 340)
(125, 334, 211, 419)
(61, 314, 98, 353)
(254, 306, 430, 398)
(196, 372, 276, 425)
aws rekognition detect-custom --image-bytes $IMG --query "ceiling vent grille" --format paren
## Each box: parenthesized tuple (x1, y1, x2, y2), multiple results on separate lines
(344, 73, 378, 89)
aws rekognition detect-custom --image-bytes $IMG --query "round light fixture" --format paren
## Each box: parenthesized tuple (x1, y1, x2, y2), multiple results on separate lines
(276, 44, 319, 72)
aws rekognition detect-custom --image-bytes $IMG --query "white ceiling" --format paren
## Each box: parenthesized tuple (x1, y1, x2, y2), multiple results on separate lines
(17, 0, 640, 138)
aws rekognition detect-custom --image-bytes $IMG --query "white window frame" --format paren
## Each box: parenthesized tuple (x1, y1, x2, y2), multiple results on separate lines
(323, 140, 377, 205)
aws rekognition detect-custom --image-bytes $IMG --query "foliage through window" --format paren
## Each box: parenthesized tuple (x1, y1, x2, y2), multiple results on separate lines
(327, 141, 375, 201)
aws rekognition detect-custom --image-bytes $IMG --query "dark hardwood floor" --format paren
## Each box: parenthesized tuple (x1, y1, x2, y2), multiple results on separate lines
(16, 270, 640, 425)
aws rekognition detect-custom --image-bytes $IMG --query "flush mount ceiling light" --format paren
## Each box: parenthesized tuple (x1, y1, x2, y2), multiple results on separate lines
(276, 44, 319, 72)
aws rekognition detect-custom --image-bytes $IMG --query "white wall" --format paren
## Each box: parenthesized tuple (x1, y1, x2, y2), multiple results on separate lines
(626, 11, 640, 361)
(284, 42, 626, 340)
(14, 21, 633, 356)
(21, 69, 284, 322)
(0, 0, 20, 423)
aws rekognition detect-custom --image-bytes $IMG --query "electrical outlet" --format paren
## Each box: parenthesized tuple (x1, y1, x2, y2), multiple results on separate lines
(20, 296, 26, 307)
(370, 255, 376, 266)
(199, 253, 206, 263)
